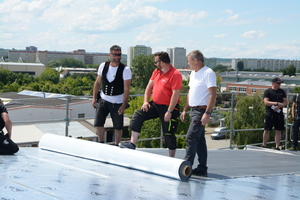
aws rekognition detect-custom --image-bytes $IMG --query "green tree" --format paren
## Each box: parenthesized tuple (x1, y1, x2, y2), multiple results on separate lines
(60, 58, 85, 68)
(292, 86, 300, 93)
(0, 69, 17, 85)
(237, 61, 244, 71)
(131, 54, 155, 90)
(282, 64, 296, 76)
(47, 58, 85, 68)
(47, 60, 61, 68)
(38, 68, 60, 84)
(224, 93, 265, 147)
(212, 64, 229, 73)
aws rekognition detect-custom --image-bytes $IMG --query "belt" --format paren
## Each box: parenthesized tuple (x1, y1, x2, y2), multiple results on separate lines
(191, 105, 207, 109)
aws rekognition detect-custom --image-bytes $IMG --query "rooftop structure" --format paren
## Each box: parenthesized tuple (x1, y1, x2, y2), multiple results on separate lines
(1, 145, 299, 199)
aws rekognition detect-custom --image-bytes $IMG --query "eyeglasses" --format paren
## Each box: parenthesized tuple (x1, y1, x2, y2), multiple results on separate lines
(154, 61, 161, 64)
(112, 53, 122, 57)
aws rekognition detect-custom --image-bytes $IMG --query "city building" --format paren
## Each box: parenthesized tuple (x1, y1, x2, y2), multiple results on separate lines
(7, 46, 127, 66)
(167, 47, 187, 69)
(220, 71, 300, 86)
(127, 45, 152, 67)
(224, 77, 297, 95)
(0, 62, 45, 77)
(232, 58, 300, 71)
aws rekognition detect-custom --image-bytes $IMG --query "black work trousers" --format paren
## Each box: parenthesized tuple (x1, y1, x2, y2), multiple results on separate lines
(0, 132, 19, 155)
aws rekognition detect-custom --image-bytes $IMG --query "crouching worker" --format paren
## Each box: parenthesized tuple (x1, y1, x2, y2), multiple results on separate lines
(0, 99, 19, 155)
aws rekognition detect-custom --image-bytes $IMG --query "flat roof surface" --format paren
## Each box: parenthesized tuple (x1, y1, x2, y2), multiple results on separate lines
(1, 145, 299, 200)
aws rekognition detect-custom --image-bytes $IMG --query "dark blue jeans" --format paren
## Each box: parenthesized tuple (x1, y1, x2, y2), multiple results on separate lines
(184, 108, 207, 172)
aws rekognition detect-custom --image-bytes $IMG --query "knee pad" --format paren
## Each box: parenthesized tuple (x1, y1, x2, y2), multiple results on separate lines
(164, 134, 176, 150)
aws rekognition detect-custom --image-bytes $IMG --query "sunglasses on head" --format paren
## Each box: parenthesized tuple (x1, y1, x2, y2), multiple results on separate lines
(112, 53, 122, 56)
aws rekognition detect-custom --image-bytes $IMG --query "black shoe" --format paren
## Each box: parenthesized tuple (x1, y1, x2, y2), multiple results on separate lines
(119, 142, 136, 150)
(261, 145, 267, 148)
(271, 147, 280, 150)
(192, 168, 207, 176)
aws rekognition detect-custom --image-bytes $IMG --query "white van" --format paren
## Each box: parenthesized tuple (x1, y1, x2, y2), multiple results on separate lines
(211, 127, 226, 140)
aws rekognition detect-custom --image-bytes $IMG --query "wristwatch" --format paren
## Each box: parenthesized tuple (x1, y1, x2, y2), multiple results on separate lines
(205, 111, 212, 115)
(167, 110, 172, 113)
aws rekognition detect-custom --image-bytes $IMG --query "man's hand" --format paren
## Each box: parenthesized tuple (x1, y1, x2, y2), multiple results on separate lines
(180, 111, 187, 122)
(141, 102, 151, 112)
(118, 104, 126, 115)
(92, 99, 97, 108)
(201, 113, 210, 126)
(164, 112, 171, 122)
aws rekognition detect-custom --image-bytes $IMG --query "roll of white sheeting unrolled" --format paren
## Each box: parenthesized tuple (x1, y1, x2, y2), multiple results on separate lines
(38, 133, 192, 181)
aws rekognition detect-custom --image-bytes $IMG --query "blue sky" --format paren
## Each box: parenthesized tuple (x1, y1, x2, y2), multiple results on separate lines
(0, 0, 299, 59)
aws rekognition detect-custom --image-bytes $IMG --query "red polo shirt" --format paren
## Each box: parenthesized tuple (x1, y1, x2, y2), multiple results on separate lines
(150, 65, 182, 105)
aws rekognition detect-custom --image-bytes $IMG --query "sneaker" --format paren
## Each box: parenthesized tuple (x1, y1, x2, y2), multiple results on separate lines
(119, 142, 136, 150)
(192, 168, 207, 177)
(261, 145, 267, 148)
(288, 147, 297, 151)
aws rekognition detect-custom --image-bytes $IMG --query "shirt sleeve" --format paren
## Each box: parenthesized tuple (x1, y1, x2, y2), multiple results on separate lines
(171, 73, 182, 90)
(123, 66, 132, 80)
(97, 63, 105, 76)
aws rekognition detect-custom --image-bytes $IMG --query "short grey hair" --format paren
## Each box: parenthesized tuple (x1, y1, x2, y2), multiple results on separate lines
(188, 50, 204, 63)
(110, 45, 121, 52)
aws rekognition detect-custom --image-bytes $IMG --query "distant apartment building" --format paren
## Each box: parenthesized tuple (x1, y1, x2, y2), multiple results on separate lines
(232, 58, 300, 71)
(204, 57, 232, 69)
(127, 45, 152, 67)
(7, 46, 127, 66)
(167, 47, 187, 69)
(26, 46, 37, 52)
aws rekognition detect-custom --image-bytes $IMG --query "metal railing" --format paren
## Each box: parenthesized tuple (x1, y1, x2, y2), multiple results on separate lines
(3, 92, 296, 149)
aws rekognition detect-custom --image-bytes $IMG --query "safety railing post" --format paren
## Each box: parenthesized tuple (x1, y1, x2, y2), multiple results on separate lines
(229, 92, 235, 149)
(65, 96, 70, 137)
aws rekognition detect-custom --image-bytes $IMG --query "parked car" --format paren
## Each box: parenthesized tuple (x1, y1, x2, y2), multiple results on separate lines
(211, 127, 227, 140)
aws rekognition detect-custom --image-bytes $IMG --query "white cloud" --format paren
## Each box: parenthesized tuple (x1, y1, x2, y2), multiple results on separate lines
(292, 40, 300, 46)
(228, 14, 239, 20)
(240, 30, 267, 39)
(235, 43, 248, 50)
(214, 34, 227, 38)
(225, 9, 233, 15)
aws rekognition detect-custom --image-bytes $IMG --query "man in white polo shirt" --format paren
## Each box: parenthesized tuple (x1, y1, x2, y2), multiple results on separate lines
(180, 50, 216, 176)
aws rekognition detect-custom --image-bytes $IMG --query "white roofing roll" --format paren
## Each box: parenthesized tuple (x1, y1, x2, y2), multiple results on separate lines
(39, 133, 192, 181)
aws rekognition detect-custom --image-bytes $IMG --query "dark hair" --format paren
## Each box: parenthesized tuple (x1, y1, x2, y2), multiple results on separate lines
(110, 45, 121, 52)
(188, 50, 204, 63)
(154, 52, 170, 64)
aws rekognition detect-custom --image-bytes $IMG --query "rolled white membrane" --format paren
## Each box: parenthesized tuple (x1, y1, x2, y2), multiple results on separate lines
(39, 133, 192, 181)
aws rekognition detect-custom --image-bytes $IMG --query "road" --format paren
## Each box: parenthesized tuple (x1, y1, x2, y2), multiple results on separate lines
(205, 127, 231, 149)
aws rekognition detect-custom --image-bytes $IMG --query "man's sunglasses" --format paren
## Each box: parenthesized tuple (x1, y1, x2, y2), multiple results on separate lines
(112, 53, 122, 56)
(154, 61, 161, 64)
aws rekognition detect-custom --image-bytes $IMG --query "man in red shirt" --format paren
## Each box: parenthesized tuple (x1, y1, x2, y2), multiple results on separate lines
(119, 52, 182, 157)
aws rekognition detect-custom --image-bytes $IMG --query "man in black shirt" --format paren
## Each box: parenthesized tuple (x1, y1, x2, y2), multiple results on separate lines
(262, 78, 287, 150)
(0, 99, 19, 155)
